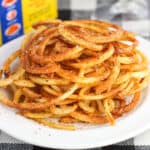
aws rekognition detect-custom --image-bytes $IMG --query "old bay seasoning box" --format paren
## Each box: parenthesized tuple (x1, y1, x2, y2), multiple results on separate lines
(0, 0, 57, 45)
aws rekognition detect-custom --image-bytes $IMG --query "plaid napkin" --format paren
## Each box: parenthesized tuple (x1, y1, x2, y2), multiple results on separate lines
(1, 0, 150, 149)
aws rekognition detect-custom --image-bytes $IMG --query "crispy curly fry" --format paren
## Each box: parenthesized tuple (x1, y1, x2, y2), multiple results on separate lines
(0, 19, 149, 130)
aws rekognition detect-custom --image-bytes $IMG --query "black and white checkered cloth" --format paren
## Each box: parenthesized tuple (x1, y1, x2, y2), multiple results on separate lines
(1, 0, 150, 149)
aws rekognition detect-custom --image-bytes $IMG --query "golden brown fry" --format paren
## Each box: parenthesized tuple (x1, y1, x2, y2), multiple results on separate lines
(34, 118, 76, 130)
(22, 88, 41, 99)
(14, 80, 35, 87)
(22, 111, 53, 119)
(3, 49, 21, 73)
(0, 67, 25, 87)
(13, 89, 23, 104)
(104, 99, 115, 125)
(0, 19, 149, 130)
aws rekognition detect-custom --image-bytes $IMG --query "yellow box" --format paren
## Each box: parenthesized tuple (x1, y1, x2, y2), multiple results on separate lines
(0, 0, 57, 45)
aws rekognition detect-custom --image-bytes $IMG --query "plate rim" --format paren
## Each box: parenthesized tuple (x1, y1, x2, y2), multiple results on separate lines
(0, 36, 150, 149)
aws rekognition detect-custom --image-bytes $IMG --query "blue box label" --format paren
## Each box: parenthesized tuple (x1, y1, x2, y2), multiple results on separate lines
(0, 0, 23, 43)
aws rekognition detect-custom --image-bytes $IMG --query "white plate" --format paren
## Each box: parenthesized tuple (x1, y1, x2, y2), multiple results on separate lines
(0, 36, 150, 149)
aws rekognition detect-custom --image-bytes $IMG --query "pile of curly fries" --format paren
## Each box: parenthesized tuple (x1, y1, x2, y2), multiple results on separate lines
(0, 19, 149, 130)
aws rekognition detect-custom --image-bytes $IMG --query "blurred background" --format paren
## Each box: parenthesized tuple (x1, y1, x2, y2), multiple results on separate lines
(58, 0, 150, 39)
(0, 0, 150, 45)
